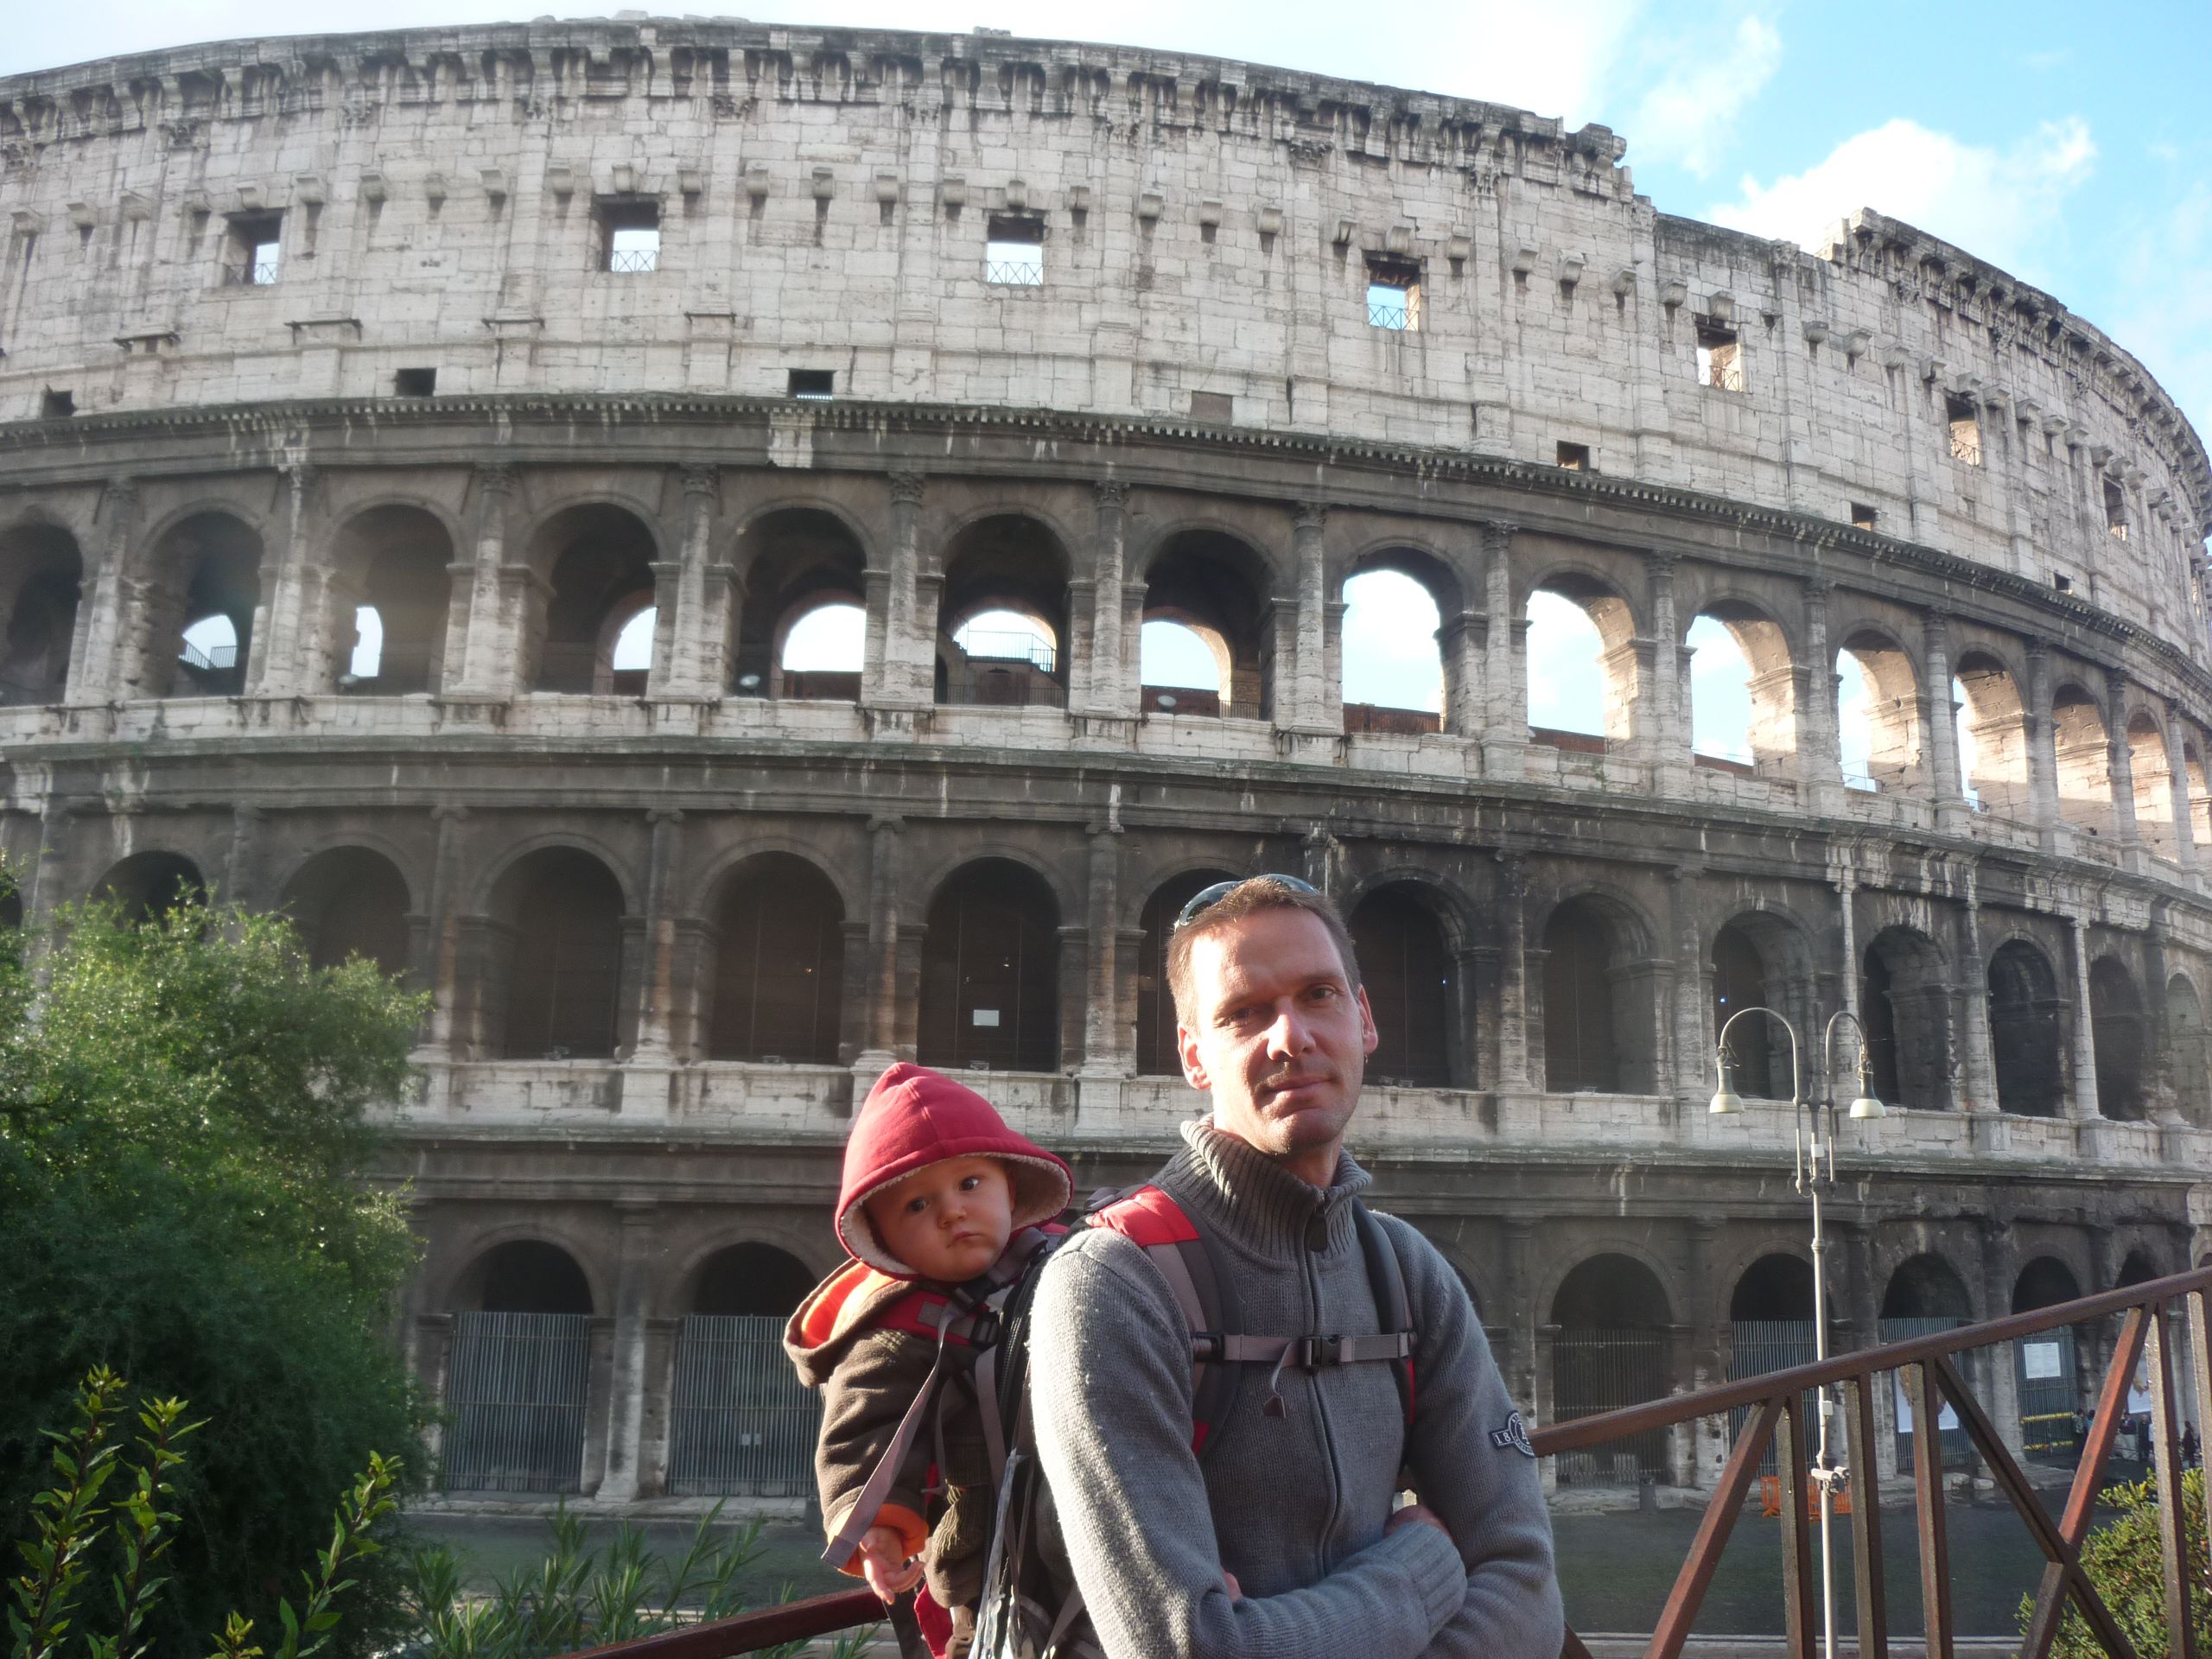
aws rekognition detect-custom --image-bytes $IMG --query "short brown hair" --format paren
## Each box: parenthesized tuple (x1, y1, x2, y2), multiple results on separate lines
(1165, 876, 1363, 1027)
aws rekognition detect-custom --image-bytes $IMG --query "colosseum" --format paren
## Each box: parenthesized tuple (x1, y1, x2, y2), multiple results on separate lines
(2, 17, 2209, 1507)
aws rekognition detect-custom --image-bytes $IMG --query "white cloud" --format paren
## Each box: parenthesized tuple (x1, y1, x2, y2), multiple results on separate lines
(1629, 14, 1782, 177)
(1710, 116, 2096, 281)
(2104, 182, 2212, 463)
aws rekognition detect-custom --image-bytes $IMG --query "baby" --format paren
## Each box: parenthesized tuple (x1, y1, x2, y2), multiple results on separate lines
(785, 1063, 1072, 1659)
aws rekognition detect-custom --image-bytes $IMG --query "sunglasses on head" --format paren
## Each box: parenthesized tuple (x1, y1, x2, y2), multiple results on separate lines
(1173, 874, 1321, 930)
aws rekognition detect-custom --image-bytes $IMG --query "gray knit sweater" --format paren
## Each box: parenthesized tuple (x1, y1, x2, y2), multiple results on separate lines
(1030, 1122, 1562, 1659)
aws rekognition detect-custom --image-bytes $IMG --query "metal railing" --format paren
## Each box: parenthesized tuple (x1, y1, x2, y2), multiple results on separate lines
(609, 248, 660, 273)
(1369, 298, 1410, 329)
(956, 630, 1057, 672)
(563, 1265, 2212, 1659)
(177, 639, 238, 671)
(984, 258, 1043, 286)
(220, 260, 281, 286)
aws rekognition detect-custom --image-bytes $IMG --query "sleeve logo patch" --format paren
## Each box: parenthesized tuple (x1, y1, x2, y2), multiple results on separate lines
(1488, 1410, 1535, 1458)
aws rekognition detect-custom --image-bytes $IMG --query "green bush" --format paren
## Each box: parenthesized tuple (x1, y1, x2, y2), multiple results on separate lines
(0, 893, 429, 1657)
(2022, 1465, 2211, 1659)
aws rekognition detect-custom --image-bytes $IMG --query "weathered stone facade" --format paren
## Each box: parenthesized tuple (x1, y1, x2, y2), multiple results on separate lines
(3, 20, 2210, 1503)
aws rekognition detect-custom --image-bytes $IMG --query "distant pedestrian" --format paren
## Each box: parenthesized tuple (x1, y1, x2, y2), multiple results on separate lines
(2182, 1423, 2200, 1467)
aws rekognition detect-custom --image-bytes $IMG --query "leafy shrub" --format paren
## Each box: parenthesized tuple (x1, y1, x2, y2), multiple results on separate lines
(2022, 1465, 2211, 1659)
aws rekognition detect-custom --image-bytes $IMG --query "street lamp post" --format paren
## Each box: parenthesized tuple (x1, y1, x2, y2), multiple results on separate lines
(1710, 1006, 1885, 1659)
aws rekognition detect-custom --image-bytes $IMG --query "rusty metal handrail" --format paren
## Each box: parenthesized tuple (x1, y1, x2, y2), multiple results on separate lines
(567, 1264, 2212, 1659)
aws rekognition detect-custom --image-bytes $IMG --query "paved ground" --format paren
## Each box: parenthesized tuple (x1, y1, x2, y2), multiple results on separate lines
(410, 1477, 2096, 1641)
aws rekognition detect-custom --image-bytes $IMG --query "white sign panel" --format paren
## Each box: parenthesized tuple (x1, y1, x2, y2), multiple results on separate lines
(971, 1008, 1001, 1027)
(1894, 1373, 1961, 1433)
(2022, 1341, 2063, 1380)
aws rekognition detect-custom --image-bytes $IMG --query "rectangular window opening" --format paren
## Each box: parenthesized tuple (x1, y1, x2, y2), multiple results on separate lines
(597, 199, 661, 274)
(2104, 477, 2128, 540)
(1556, 442, 1592, 472)
(2053, 573, 2074, 594)
(787, 369, 835, 400)
(223, 212, 283, 286)
(1947, 393, 1983, 467)
(392, 367, 437, 397)
(984, 213, 1044, 286)
(40, 389, 73, 419)
(1695, 320, 1744, 391)
(1850, 501, 1878, 531)
(1189, 391, 1233, 423)
(1364, 254, 1421, 332)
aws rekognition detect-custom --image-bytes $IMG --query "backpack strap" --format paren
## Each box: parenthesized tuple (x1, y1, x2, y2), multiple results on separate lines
(1352, 1199, 1417, 1427)
(1089, 1185, 1242, 1453)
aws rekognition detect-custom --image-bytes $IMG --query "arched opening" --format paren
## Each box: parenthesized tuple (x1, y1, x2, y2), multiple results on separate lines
(669, 1242, 823, 1496)
(2012, 1256, 2086, 1465)
(95, 852, 207, 926)
(146, 513, 261, 698)
(330, 507, 453, 694)
(1727, 1253, 1817, 1462)
(2126, 712, 2180, 859)
(1341, 559, 1449, 735)
(0, 524, 82, 704)
(1686, 605, 1795, 774)
(1711, 922, 1777, 1100)
(1347, 885, 1453, 1087)
(2116, 1250, 2162, 1288)
(1879, 1254, 1973, 1467)
(1986, 940, 2063, 1116)
(1135, 868, 1238, 1076)
(937, 516, 1070, 709)
(2089, 957, 2145, 1122)
(708, 855, 846, 1063)
(1541, 898, 1640, 1094)
(1142, 529, 1271, 720)
(1860, 927, 1952, 1109)
(444, 1240, 594, 1494)
(528, 505, 658, 694)
(2051, 684, 2116, 840)
(2166, 976, 2210, 1128)
(1834, 631, 1922, 793)
(690, 1242, 816, 1318)
(1526, 581, 1632, 749)
(918, 860, 1059, 1071)
(1550, 1255, 1675, 1485)
(1731, 1254, 1815, 1322)
(280, 848, 411, 976)
(2186, 742, 2212, 850)
(1953, 653, 2029, 817)
(489, 848, 626, 1059)
(733, 509, 868, 698)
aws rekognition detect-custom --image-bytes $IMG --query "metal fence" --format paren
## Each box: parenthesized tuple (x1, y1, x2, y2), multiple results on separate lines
(1728, 1320, 1820, 1477)
(2016, 1323, 2082, 1465)
(443, 1311, 593, 1492)
(1550, 1328, 1669, 1485)
(1879, 1315, 1974, 1469)
(666, 1314, 822, 1497)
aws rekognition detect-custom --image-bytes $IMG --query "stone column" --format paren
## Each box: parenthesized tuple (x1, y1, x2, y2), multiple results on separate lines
(1479, 523, 1525, 776)
(1953, 863, 2000, 1118)
(1979, 1214, 2027, 1460)
(443, 464, 519, 699)
(1083, 481, 1133, 720)
(1923, 613, 1966, 820)
(248, 463, 318, 698)
(1494, 854, 1533, 1090)
(2163, 703, 2200, 871)
(1501, 1215, 1540, 1414)
(1286, 503, 1334, 734)
(1643, 551, 1688, 788)
(597, 1201, 661, 1502)
(654, 464, 723, 698)
(1798, 579, 1842, 808)
(70, 477, 138, 704)
(1668, 866, 1708, 1103)
(2105, 667, 2143, 868)
(24, 798, 74, 932)
(417, 804, 470, 1064)
(2067, 914, 2102, 1121)
(1687, 1215, 1730, 1489)
(2024, 640, 2069, 854)
(222, 804, 266, 911)
(855, 816, 904, 1074)
(1439, 609, 1485, 740)
(1079, 823, 1126, 1074)
(627, 810, 681, 1070)
(865, 472, 928, 714)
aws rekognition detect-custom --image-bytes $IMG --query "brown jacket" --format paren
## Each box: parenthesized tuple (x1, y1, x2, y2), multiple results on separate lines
(784, 1260, 995, 1613)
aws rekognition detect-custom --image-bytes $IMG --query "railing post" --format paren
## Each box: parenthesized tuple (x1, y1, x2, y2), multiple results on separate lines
(2145, 1301, 2199, 1659)
(1905, 1362, 1955, 1659)
(1845, 1375, 1890, 1659)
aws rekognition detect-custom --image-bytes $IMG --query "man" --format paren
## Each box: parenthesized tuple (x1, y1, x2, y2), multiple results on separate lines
(1030, 874, 1562, 1657)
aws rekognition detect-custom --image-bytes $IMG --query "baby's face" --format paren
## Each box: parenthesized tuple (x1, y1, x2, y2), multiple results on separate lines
(865, 1155, 1014, 1282)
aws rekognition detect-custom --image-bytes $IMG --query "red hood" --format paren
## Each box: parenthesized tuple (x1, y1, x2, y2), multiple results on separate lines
(836, 1063, 1072, 1277)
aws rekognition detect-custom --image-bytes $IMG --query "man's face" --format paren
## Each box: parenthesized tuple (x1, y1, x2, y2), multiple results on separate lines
(864, 1155, 1014, 1282)
(1176, 905, 1378, 1169)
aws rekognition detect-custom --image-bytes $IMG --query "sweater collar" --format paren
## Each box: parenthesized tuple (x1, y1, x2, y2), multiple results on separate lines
(1157, 1117, 1372, 1259)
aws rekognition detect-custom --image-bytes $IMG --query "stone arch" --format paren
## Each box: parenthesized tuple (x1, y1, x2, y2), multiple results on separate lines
(1134, 865, 1240, 1076)
(326, 504, 455, 695)
(1834, 625, 1923, 794)
(486, 845, 629, 1059)
(935, 512, 1072, 709)
(0, 522, 82, 705)
(138, 510, 263, 698)
(1523, 566, 1640, 747)
(1880, 1252, 1974, 1321)
(2012, 1256, 2082, 1313)
(1711, 918, 1787, 1101)
(2165, 973, 2210, 1128)
(1987, 938, 2064, 1116)
(2050, 680, 2117, 841)
(906, 840, 1080, 931)
(1860, 925, 1954, 1110)
(1140, 526, 1274, 719)
(731, 505, 869, 699)
(704, 850, 847, 1063)
(689, 836, 865, 930)
(1338, 543, 1464, 732)
(278, 846, 412, 976)
(447, 1236, 599, 1315)
(2185, 739, 2212, 849)
(1548, 1251, 1677, 1484)
(1730, 1252, 1815, 1321)
(1683, 596, 1797, 772)
(1537, 887, 1658, 1095)
(2089, 956, 2146, 1122)
(523, 501, 662, 694)
(918, 857, 1061, 1072)
(1347, 880, 1457, 1088)
(2126, 709, 2182, 860)
(2116, 1248, 2165, 1287)
(684, 1241, 818, 1318)
(93, 850, 207, 925)
(1953, 649, 2031, 818)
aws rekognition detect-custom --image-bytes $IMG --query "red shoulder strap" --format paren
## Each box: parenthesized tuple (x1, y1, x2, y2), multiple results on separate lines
(1091, 1184, 1200, 1248)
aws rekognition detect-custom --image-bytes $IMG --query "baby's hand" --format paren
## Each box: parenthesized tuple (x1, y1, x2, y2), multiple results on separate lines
(1223, 1571, 1243, 1602)
(856, 1524, 924, 1602)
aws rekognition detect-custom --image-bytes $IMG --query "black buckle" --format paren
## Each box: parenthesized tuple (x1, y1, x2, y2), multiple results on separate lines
(968, 1306, 1003, 1351)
